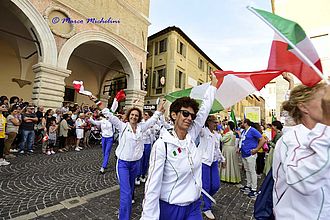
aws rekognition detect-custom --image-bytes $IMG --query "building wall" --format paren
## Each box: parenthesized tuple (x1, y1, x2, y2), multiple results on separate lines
(0, 0, 150, 109)
(146, 28, 218, 104)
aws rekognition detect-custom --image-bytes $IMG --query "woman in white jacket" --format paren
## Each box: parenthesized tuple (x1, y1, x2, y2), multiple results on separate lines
(200, 115, 225, 220)
(89, 96, 165, 220)
(89, 110, 114, 174)
(141, 73, 218, 220)
(273, 83, 330, 220)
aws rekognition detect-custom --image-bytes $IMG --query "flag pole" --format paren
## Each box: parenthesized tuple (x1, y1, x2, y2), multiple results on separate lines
(247, 6, 329, 85)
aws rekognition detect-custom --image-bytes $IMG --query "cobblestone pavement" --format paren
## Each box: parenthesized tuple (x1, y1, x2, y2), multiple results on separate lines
(0, 145, 258, 220)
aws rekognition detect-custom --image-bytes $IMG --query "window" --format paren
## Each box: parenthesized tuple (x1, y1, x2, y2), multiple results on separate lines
(175, 70, 185, 89)
(159, 38, 167, 53)
(177, 39, 186, 57)
(152, 68, 166, 89)
(198, 58, 204, 71)
(154, 42, 158, 55)
(208, 66, 212, 74)
(64, 87, 75, 102)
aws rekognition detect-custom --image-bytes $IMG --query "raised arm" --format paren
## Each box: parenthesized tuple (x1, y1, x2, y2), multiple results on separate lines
(140, 101, 165, 132)
(189, 73, 218, 140)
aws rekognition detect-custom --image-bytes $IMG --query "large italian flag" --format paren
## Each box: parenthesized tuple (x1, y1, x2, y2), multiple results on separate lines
(253, 8, 322, 87)
(165, 70, 282, 113)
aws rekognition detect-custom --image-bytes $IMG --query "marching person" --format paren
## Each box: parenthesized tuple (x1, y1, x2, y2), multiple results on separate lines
(273, 83, 330, 219)
(200, 115, 226, 219)
(89, 94, 165, 220)
(140, 73, 218, 220)
(89, 110, 114, 174)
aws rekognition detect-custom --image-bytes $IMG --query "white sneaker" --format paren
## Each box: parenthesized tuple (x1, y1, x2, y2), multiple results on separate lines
(140, 176, 147, 183)
(99, 167, 105, 174)
(77, 146, 83, 150)
(75, 147, 81, 151)
(203, 210, 215, 220)
(0, 159, 10, 166)
(132, 199, 135, 204)
(46, 151, 51, 155)
(135, 178, 141, 186)
(51, 150, 56, 154)
(10, 149, 19, 153)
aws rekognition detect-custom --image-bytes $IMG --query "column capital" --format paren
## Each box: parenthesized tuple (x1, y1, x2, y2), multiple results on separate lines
(124, 89, 147, 110)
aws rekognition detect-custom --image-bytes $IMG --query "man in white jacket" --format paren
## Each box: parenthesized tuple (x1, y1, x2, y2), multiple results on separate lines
(140, 73, 218, 220)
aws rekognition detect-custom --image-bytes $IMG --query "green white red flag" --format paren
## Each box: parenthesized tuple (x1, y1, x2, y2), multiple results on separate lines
(165, 70, 283, 113)
(252, 8, 323, 86)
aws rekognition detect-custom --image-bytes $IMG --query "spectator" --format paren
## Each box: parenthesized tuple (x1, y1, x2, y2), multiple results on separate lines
(75, 113, 86, 151)
(19, 104, 38, 154)
(4, 106, 21, 159)
(0, 104, 10, 166)
(221, 121, 241, 184)
(59, 114, 70, 152)
(239, 119, 266, 198)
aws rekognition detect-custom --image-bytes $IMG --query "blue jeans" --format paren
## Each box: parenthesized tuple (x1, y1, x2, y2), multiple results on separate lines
(202, 161, 220, 211)
(20, 130, 35, 151)
(116, 159, 139, 220)
(101, 137, 114, 169)
(159, 199, 203, 220)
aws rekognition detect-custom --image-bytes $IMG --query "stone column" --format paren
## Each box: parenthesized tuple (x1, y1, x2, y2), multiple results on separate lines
(124, 89, 147, 110)
(32, 63, 71, 109)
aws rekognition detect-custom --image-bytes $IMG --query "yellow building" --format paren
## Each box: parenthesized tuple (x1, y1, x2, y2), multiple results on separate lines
(145, 26, 221, 107)
(0, 0, 150, 109)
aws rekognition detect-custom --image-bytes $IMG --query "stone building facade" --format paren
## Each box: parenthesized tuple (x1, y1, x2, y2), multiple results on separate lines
(0, 0, 150, 109)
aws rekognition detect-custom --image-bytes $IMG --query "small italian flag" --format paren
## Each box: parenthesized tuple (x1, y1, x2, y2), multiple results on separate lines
(172, 147, 182, 157)
(252, 8, 323, 87)
(110, 89, 126, 113)
(165, 70, 282, 113)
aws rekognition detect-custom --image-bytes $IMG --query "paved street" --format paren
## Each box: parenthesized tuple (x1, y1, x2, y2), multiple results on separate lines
(0, 145, 257, 220)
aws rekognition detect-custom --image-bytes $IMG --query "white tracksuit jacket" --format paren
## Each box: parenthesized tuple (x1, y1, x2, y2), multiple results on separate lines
(200, 127, 225, 166)
(273, 123, 330, 220)
(108, 111, 162, 161)
(141, 85, 216, 220)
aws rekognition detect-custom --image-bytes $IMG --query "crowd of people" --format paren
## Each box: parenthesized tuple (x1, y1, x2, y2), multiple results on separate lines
(1, 71, 329, 220)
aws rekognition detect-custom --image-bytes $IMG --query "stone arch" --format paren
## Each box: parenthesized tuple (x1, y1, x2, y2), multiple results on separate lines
(57, 30, 139, 89)
(11, 0, 57, 65)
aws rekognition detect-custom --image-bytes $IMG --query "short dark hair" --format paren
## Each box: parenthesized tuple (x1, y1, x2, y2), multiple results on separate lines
(126, 107, 143, 123)
(144, 110, 153, 117)
(243, 119, 252, 126)
(272, 120, 283, 131)
(169, 97, 199, 122)
(228, 121, 235, 131)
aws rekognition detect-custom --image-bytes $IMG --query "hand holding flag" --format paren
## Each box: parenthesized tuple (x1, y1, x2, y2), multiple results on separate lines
(73, 81, 92, 96)
(110, 90, 126, 113)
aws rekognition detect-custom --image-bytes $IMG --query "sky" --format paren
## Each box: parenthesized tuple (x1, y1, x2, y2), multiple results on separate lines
(148, 0, 274, 71)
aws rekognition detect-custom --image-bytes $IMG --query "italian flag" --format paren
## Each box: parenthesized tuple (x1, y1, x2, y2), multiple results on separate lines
(165, 70, 282, 113)
(253, 8, 323, 87)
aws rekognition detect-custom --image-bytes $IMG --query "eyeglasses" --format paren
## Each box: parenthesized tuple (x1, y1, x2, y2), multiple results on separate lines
(178, 110, 196, 120)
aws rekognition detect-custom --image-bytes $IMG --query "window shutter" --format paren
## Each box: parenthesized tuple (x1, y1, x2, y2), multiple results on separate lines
(175, 70, 179, 88)
(182, 73, 186, 89)
(183, 44, 186, 57)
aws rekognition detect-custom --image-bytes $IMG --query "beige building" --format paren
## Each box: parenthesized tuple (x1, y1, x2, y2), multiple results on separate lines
(145, 26, 266, 122)
(269, 0, 330, 120)
(145, 26, 221, 108)
(0, 0, 150, 109)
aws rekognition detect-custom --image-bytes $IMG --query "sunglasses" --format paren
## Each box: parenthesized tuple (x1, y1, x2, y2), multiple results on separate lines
(178, 110, 196, 120)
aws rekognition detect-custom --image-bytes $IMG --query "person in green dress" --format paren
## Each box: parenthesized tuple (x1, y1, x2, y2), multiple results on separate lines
(220, 121, 241, 183)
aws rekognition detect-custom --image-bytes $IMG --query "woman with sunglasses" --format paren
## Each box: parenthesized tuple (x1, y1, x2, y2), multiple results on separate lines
(200, 115, 226, 219)
(141, 73, 218, 220)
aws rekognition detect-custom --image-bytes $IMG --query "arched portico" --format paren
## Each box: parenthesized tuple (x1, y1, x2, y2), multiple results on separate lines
(58, 30, 146, 109)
